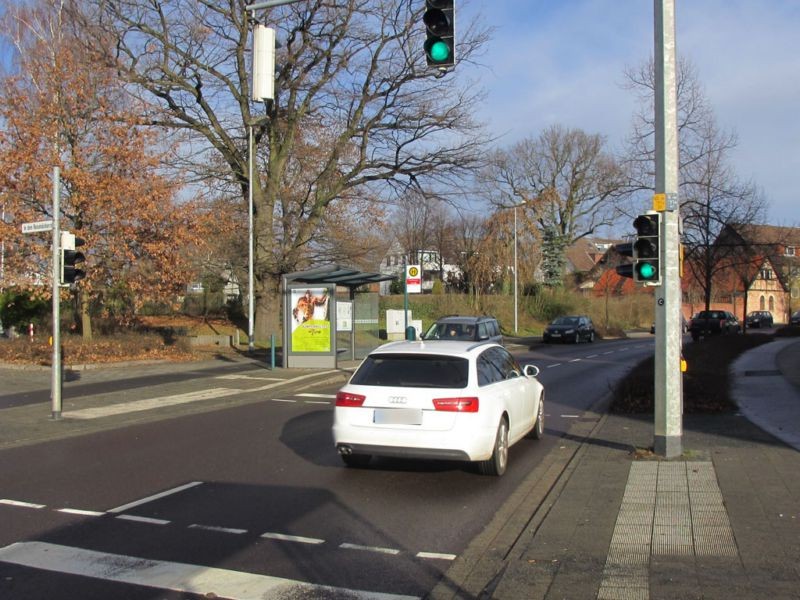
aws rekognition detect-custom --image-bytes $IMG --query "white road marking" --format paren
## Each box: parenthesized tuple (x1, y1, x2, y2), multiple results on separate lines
(249, 370, 339, 392)
(560, 415, 580, 418)
(0, 499, 45, 509)
(586, 354, 599, 358)
(66, 389, 242, 419)
(304, 400, 330, 405)
(108, 481, 203, 514)
(0, 542, 419, 600)
(65, 370, 339, 420)
(569, 358, 581, 363)
(115, 514, 170, 525)
(340, 542, 401, 555)
(547, 363, 562, 368)
(603, 351, 614, 355)
(297, 393, 336, 398)
(272, 398, 297, 403)
(189, 524, 247, 535)
(260, 532, 325, 545)
(215, 374, 284, 381)
(416, 551, 456, 561)
(57, 508, 104, 517)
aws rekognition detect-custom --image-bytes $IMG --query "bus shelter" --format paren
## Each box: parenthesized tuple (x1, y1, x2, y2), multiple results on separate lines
(282, 265, 395, 368)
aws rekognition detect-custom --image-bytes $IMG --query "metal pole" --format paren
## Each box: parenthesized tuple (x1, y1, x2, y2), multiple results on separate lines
(248, 124, 255, 352)
(51, 167, 62, 420)
(653, 0, 682, 458)
(514, 206, 518, 334)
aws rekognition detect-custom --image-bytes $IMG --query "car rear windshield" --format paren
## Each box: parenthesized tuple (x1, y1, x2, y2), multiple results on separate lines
(350, 354, 469, 388)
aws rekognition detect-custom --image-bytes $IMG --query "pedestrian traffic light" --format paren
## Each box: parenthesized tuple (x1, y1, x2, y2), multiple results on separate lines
(60, 231, 86, 285)
(633, 213, 661, 285)
(423, 0, 455, 69)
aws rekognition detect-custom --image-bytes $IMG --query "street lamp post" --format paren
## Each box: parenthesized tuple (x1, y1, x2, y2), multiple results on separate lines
(514, 206, 518, 334)
(248, 124, 255, 352)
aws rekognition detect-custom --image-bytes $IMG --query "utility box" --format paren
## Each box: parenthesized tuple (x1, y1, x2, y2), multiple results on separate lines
(386, 309, 421, 341)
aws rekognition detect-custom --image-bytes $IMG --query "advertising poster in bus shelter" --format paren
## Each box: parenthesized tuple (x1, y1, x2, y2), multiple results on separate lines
(290, 288, 331, 352)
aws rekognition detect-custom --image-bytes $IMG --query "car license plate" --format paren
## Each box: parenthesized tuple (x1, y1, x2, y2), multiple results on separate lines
(551, 333, 561, 337)
(373, 408, 423, 425)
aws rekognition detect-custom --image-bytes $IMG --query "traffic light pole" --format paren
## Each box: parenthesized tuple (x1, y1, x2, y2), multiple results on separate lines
(51, 167, 62, 420)
(653, 0, 682, 457)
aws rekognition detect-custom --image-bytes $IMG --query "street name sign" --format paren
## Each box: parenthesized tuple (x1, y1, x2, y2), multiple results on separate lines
(22, 220, 54, 234)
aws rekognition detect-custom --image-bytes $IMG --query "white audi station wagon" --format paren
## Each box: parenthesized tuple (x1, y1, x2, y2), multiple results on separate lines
(333, 340, 544, 476)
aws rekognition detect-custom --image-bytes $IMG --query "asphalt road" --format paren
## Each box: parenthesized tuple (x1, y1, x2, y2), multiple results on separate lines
(0, 337, 655, 599)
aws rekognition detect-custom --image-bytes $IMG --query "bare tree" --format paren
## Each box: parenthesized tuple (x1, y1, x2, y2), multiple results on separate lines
(80, 0, 491, 339)
(623, 57, 766, 310)
(480, 125, 627, 287)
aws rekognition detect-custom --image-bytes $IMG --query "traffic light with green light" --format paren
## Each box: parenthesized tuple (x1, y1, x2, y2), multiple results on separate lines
(423, 0, 455, 69)
(633, 213, 661, 285)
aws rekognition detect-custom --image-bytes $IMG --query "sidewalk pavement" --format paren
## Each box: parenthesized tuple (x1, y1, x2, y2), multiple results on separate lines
(431, 336, 800, 600)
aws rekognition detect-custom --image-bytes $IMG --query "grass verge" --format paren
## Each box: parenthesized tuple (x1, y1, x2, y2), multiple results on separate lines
(610, 331, 777, 413)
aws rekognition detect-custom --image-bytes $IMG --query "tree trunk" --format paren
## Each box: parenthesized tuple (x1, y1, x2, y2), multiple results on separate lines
(255, 277, 282, 345)
(79, 290, 92, 341)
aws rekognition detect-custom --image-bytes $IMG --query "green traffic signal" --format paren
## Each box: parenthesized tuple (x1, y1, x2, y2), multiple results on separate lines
(632, 212, 661, 285)
(425, 39, 451, 63)
(636, 262, 657, 281)
(423, 0, 455, 68)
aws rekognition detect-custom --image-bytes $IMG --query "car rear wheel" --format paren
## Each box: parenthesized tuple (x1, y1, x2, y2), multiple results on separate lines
(588, 331, 595, 343)
(478, 418, 508, 476)
(573, 332, 580, 344)
(341, 453, 371, 468)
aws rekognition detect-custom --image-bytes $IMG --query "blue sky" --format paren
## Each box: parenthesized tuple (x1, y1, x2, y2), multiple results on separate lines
(459, 0, 799, 226)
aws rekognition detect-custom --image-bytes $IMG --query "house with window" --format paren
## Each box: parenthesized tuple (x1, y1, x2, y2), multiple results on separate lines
(700, 223, 800, 323)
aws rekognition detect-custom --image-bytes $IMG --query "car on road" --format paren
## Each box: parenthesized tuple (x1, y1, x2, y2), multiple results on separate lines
(792, 310, 800, 326)
(421, 315, 503, 345)
(650, 315, 689, 334)
(688, 310, 741, 341)
(332, 340, 544, 476)
(542, 315, 595, 344)
(745, 311, 773, 328)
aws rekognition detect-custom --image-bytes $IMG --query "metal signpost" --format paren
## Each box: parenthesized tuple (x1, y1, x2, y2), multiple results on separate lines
(653, 0, 682, 458)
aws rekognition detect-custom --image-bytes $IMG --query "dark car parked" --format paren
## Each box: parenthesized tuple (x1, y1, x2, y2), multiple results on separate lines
(745, 310, 773, 328)
(543, 315, 595, 344)
(421, 315, 503, 345)
(791, 310, 800, 326)
(688, 310, 741, 341)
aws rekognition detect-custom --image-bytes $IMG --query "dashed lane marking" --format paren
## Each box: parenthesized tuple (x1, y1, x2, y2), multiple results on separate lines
(115, 514, 170, 525)
(0, 542, 420, 600)
(547, 363, 562, 368)
(297, 393, 336, 398)
(57, 508, 104, 517)
(261, 532, 325, 545)
(416, 551, 456, 561)
(0, 498, 456, 562)
(340, 542, 401, 555)
(189, 524, 247, 535)
(0, 499, 45, 509)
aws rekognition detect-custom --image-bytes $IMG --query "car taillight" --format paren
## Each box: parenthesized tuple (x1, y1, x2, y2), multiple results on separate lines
(336, 391, 366, 407)
(432, 397, 479, 412)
